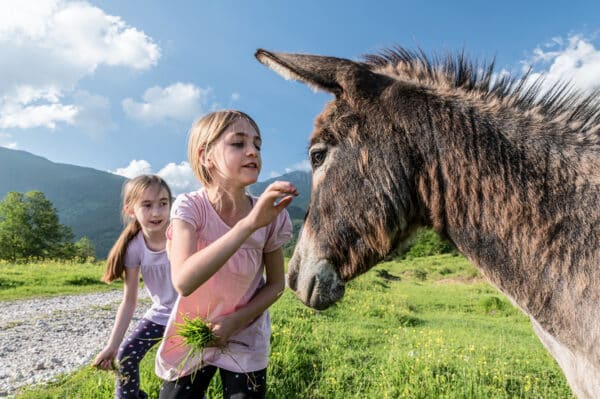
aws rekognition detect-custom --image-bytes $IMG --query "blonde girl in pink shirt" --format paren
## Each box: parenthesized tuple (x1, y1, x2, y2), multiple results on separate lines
(156, 110, 296, 399)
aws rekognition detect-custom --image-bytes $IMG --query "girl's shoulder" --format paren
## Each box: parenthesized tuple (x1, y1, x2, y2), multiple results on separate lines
(124, 231, 145, 267)
(173, 189, 207, 208)
(171, 189, 210, 230)
(126, 231, 168, 267)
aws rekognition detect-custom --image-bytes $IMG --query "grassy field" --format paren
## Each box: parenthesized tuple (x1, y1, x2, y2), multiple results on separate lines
(0, 260, 121, 301)
(5, 255, 573, 398)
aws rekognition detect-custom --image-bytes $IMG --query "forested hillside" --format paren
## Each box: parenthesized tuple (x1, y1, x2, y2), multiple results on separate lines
(0, 147, 124, 257)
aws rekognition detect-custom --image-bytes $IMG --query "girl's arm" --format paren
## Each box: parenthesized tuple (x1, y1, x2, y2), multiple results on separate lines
(170, 181, 296, 296)
(210, 247, 286, 347)
(92, 267, 139, 369)
(169, 217, 255, 296)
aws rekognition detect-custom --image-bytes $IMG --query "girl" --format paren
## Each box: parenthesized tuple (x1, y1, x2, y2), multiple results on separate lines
(156, 110, 296, 399)
(94, 175, 177, 399)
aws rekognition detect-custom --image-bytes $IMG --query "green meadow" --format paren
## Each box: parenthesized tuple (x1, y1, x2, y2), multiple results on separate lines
(4, 255, 573, 398)
(0, 260, 120, 301)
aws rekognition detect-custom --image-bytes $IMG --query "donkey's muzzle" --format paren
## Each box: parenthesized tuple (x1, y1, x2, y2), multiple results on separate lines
(287, 258, 345, 310)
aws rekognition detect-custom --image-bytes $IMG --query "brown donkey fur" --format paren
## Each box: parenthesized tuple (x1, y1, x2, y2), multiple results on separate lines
(256, 48, 600, 398)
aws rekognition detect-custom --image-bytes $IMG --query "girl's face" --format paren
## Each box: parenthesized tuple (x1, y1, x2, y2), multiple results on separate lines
(128, 186, 170, 235)
(207, 118, 262, 188)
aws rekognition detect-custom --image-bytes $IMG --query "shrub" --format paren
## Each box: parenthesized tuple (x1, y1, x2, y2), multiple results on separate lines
(404, 229, 455, 259)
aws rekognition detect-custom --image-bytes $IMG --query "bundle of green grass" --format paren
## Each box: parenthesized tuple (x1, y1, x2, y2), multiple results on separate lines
(175, 313, 215, 354)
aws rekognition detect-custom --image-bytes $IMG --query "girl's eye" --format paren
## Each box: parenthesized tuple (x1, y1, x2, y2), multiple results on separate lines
(255, 144, 261, 151)
(232, 142, 244, 147)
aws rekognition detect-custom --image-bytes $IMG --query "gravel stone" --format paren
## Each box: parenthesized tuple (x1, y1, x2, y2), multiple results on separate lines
(0, 290, 149, 398)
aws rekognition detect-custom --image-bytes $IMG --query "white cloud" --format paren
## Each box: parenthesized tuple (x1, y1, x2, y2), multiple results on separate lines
(111, 159, 200, 195)
(0, 0, 159, 131)
(525, 34, 600, 93)
(157, 162, 200, 195)
(123, 83, 212, 124)
(284, 159, 311, 174)
(231, 92, 241, 102)
(269, 159, 311, 179)
(1, 142, 17, 149)
(0, 101, 78, 129)
(0, 132, 17, 149)
(111, 159, 152, 178)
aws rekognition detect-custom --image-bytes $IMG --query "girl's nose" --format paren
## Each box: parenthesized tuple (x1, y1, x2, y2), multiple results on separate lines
(246, 146, 258, 157)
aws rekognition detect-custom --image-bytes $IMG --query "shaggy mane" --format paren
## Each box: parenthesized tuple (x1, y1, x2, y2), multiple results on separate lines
(362, 47, 600, 137)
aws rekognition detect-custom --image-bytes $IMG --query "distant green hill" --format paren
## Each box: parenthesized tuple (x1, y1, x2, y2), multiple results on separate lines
(0, 147, 125, 258)
(249, 170, 312, 215)
(249, 170, 311, 256)
(0, 147, 312, 259)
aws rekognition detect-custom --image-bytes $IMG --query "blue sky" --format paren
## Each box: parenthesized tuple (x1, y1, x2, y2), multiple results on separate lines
(1, 1, 599, 194)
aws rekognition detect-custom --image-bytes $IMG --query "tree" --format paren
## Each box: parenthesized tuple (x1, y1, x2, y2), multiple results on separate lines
(0, 192, 30, 261)
(73, 237, 96, 262)
(0, 191, 75, 261)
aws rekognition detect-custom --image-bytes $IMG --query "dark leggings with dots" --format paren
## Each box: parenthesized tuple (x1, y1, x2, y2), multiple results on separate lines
(159, 366, 267, 399)
(116, 318, 165, 399)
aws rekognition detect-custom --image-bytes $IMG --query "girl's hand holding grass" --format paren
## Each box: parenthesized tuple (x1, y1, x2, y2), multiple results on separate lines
(92, 346, 118, 370)
(206, 314, 240, 348)
(175, 314, 215, 354)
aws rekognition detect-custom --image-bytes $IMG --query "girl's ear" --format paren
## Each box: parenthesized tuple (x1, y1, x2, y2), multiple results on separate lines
(123, 205, 135, 217)
(199, 147, 212, 168)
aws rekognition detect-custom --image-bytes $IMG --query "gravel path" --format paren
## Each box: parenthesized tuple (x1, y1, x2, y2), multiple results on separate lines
(0, 290, 149, 398)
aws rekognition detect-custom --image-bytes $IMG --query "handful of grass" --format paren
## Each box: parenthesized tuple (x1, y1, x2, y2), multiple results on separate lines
(175, 313, 215, 353)
(172, 312, 255, 387)
(91, 358, 119, 372)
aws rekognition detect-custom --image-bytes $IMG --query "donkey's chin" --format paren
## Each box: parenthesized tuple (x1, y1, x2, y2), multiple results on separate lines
(287, 260, 345, 310)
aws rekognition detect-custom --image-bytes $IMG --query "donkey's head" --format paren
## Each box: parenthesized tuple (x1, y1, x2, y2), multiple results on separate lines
(256, 50, 423, 309)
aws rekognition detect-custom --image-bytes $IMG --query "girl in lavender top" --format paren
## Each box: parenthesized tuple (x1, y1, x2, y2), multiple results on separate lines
(156, 110, 295, 399)
(93, 175, 177, 399)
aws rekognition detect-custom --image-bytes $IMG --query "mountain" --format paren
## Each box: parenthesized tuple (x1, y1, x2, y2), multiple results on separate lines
(249, 170, 312, 219)
(0, 147, 312, 259)
(0, 147, 125, 258)
(249, 170, 311, 257)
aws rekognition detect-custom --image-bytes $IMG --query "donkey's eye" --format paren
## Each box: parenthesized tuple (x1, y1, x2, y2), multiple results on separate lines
(310, 149, 327, 168)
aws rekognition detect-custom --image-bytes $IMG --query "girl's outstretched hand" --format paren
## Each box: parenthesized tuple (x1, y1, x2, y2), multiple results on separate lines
(246, 181, 297, 230)
(92, 346, 118, 370)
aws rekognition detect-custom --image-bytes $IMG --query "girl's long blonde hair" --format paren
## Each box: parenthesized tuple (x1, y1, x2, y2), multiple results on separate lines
(188, 110, 260, 187)
(101, 175, 173, 283)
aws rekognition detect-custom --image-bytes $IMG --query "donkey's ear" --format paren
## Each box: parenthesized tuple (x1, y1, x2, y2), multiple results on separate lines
(255, 49, 378, 97)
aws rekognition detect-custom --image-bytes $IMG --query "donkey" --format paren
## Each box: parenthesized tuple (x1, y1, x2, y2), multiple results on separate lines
(255, 47, 600, 398)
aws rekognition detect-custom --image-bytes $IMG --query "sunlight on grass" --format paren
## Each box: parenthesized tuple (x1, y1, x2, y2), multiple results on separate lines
(0, 260, 120, 301)
(10, 255, 574, 398)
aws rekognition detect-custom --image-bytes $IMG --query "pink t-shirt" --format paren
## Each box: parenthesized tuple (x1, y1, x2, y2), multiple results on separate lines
(155, 189, 292, 380)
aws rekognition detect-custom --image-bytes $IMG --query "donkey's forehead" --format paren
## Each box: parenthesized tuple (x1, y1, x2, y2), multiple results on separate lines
(309, 99, 365, 145)
(309, 102, 340, 144)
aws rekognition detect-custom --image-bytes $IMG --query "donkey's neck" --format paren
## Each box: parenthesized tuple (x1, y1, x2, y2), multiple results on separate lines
(412, 101, 600, 342)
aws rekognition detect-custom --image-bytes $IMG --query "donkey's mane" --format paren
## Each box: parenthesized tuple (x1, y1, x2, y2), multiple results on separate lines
(363, 47, 600, 137)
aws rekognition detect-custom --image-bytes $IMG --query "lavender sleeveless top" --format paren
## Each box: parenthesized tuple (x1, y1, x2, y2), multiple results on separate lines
(124, 232, 177, 325)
